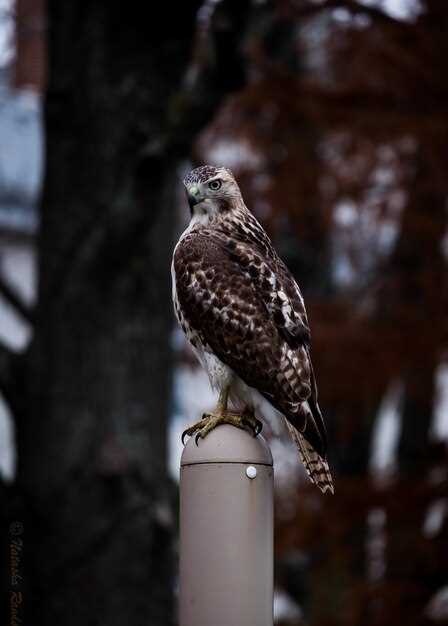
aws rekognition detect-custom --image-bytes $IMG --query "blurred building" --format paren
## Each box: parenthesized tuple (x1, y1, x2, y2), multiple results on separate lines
(0, 0, 44, 478)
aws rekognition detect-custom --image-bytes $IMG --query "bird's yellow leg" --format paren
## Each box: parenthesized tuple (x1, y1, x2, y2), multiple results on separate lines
(181, 388, 263, 445)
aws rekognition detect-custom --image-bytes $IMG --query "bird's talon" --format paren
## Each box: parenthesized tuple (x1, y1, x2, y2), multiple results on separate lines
(240, 415, 263, 437)
(181, 411, 262, 445)
(241, 418, 252, 432)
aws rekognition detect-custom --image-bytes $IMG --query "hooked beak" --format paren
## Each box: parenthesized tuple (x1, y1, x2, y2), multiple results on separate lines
(186, 184, 204, 212)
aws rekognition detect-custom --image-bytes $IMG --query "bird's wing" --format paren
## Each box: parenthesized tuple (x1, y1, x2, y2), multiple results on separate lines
(223, 236, 311, 349)
(173, 230, 327, 458)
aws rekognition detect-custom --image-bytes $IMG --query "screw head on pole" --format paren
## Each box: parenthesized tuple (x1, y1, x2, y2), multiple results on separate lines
(246, 465, 257, 479)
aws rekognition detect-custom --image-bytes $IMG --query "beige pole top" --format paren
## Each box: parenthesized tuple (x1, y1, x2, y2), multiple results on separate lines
(181, 423, 273, 466)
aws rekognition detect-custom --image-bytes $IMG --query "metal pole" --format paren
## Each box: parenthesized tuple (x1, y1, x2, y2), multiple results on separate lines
(179, 423, 274, 626)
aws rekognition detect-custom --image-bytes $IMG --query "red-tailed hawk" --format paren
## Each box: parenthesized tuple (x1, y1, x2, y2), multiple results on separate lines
(172, 165, 334, 494)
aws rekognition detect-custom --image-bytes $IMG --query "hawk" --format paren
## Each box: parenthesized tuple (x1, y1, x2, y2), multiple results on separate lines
(172, 165, 334, 494)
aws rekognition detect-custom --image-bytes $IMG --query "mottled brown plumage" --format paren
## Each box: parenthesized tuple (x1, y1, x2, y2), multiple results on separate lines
(172, 165, 334, 493)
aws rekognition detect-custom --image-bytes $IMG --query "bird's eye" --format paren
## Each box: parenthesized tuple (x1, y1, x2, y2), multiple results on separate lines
(208, 179, 222, 191)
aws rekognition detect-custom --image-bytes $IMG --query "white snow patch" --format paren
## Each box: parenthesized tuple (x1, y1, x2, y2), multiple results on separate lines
(332, 0, 422, 23)
(426, 586, 448, 622)
(270, 436, 300, 491)
(367, 508, 386, 582)
(0, 242, 35, 351)
(332, 251, 356, 287)
(169, 364, 216, 480)
(356, 0, 422, 20)
(381, 0, 422, 20)
(0, 294, 31, 350)
(370, 382, 402, 476)
(274, 588, 303, 624)
(441, 230, 448, 261)
(431, 363, 448, 442)
(0, 395, 14, 480)
(332, 8, 351, 22)
(0, 0, 14, 68)
(423, 499, 447, 539)
(206, 139, 263, 171)
(334, 200, 358, 227)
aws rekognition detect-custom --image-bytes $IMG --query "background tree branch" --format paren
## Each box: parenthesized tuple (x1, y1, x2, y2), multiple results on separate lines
(0, 340, 24, 417)
(0, 274, 34, 325)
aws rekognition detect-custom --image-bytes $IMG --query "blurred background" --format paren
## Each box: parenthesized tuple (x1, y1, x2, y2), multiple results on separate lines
(0, 0, 447, 625)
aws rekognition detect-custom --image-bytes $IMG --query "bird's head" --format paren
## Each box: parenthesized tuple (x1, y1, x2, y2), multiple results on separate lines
(183, 165, 242, 221)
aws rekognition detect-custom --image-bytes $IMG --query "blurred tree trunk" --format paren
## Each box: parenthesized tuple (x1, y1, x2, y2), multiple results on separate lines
(15, 3, 206, 625)
(395, 146, 447, 475)
(384, 143, 448, 625)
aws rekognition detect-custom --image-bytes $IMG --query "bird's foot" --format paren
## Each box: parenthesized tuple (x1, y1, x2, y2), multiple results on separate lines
(181, 410, 263, 446)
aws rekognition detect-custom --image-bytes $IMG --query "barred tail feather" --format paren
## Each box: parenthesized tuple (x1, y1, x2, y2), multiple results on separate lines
(285, 420, 335, 494)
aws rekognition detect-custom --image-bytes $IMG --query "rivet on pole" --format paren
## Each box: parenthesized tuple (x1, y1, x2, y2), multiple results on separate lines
(246, 465, 257, 479)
